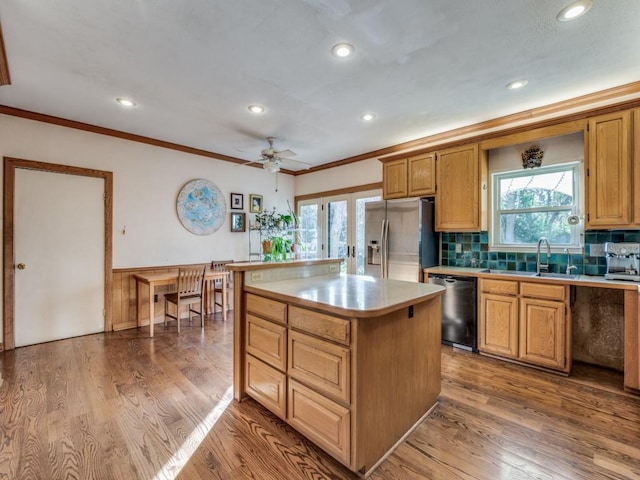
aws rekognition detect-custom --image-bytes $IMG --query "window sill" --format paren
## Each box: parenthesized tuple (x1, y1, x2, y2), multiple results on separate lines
(488, 244, 584, 254)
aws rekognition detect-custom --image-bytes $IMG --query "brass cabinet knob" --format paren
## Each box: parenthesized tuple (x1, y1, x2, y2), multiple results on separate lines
(16, 263, 26, 270)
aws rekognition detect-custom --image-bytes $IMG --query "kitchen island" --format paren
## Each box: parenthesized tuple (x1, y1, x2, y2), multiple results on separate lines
(227, 259, 445, 476)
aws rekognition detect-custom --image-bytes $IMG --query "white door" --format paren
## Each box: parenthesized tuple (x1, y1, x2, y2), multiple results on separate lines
(14, 168, 105, 347)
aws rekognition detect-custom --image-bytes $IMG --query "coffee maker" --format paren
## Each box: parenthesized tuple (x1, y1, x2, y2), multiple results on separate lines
(604, 242, 640, 282)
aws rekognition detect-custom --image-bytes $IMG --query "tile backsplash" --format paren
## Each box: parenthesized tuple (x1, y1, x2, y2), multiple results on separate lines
(441, 230, 640, 276)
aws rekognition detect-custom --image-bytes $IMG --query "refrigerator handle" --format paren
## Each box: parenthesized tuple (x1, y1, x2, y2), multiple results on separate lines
(380, 219, 386, 278)
(383, 219, 390, 278)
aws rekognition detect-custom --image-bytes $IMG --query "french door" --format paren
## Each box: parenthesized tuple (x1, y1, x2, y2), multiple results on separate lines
(298, 190, 381, 274)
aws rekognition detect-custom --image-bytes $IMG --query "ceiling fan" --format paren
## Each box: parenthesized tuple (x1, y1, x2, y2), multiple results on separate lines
(241, 137, 311, 173)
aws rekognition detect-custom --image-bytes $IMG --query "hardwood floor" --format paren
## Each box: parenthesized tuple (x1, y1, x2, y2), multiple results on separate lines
(1, 314, 639, 479)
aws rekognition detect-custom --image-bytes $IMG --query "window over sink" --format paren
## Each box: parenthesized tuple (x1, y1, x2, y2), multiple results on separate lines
(490, 162, 582, 251)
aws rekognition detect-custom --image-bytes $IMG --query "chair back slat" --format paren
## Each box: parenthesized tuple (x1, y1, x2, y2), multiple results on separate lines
(177, 266, 206, 297)
(211, 259, 233, 285)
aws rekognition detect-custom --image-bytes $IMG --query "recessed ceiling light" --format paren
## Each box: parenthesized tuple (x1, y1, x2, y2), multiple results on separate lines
(557, 0, 593, 21)
(115, 97, 136, 107)
(332, 43, 354, 58)
(360, 113, 376, 121)
(506, 80, 528, 90)
(248, 104, 265, 114)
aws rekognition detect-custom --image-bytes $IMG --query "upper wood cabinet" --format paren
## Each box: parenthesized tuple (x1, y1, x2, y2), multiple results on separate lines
(435, 143, 487, 231)
(382, 158, 408, 199)
(382, 152, 435, 199)
(407, 153, 436, 197)
(586, 110, 634, 229)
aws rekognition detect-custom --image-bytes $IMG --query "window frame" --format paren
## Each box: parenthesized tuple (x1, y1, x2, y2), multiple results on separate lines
(490, 162, 583, 252)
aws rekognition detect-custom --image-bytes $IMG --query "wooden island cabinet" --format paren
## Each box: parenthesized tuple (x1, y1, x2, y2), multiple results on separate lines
(227, 259, 445, 476)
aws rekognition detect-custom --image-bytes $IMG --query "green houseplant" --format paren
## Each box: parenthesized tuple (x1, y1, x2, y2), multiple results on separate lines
(253, 206, 294, 261)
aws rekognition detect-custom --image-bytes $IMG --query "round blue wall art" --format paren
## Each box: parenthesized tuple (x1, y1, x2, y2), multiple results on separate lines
(176, 179, 227, 235)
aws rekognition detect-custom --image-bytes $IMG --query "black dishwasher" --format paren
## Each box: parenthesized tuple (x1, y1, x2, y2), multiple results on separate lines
(428, 274, 477, 351)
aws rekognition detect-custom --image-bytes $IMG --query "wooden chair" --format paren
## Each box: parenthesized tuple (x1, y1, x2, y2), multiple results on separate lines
(164, 266, 206, 333)
(210, 259, 233, 320)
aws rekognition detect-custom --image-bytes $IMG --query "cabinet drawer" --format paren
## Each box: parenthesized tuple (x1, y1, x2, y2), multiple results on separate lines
(289, 306, 350, 345)
(288, 330, 350, 404)
(288, 379, 350, 466)
(245, 355, 286, 419)
(481, 279, 518, 295)
(520, 282, 567, 301)
(246, 314, 286, 371)
(246, 293, 287, 324)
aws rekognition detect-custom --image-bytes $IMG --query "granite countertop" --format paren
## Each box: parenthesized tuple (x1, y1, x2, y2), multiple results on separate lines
(245, 273, 445, 318)
(424, 266, 640, 291)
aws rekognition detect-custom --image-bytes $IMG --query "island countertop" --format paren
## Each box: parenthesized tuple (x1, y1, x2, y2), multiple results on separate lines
(244, 273, 445, 318)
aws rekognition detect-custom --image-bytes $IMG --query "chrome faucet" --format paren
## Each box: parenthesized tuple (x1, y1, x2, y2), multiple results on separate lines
(564, 248, 578, 275)
(536, 237, 551, 274)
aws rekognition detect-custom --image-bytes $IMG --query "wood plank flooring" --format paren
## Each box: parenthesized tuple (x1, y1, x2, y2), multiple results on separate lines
(1, 314, 639, 479)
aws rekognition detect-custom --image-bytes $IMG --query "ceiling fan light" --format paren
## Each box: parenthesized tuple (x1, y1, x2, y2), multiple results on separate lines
(263, 162, 280, 173)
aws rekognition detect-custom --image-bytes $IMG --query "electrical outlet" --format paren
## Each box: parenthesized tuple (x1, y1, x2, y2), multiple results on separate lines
(329, 263, 339, 273)
(589, 243, 605, 257)
(251, 272, 264, 282)
(455, 243, 462, 254)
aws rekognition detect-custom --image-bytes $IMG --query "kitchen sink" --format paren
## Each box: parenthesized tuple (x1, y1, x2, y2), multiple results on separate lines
(532, 272, 580, 280)
(478, 269, 534, 276)
(478, 269, 579, 280)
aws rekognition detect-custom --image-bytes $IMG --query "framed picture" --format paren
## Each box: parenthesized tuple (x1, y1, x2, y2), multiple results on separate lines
(249, 194, 263, 213)
(230, 192, 243, 210)
(230, 212, 246, 232)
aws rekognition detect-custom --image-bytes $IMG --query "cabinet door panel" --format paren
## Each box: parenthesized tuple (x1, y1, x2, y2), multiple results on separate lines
(408, 153, 435, 196)
(288, 379, 351, 466)
(288, 330, 350, 404)
(587, 111, 632, 228)
(383, 159, 408, 199)
(479, 293, 518, 357)
(246, 314, 287, 371)
(246, 293, 287, 323)
(519, 298, 566, 370)
(245, 355, 287, 419)
(436, 144, 485, 231)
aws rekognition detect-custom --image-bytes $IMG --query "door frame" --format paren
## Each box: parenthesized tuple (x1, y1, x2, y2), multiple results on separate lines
(3, 157, 113, 350)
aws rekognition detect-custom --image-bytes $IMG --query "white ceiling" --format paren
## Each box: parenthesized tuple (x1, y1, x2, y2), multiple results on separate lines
(1, 0, 639, 171)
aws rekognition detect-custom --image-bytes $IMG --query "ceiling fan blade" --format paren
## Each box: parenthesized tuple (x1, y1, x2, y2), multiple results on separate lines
(274, 149, 296, 158)
(235, 159, 266, 167)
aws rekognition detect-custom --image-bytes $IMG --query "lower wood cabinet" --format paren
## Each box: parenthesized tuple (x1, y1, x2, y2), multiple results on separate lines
(288, 330, 350, 404)
(479, 279, 570, 373)
(519, 297, 567, 370)
(288, 379, 351, 465)
(245, 354, 286, 419)
(479, 292, 519, 357)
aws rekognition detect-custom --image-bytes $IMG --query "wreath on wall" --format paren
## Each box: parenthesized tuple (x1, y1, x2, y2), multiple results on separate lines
(521, 146, 544, 169)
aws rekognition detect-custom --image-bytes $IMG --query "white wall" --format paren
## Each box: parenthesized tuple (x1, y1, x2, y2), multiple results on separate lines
(0, 113, 296, 331)
(295, 158, 382, 196)
(488, 132, 584, 173)
(1, 114, 295, 267)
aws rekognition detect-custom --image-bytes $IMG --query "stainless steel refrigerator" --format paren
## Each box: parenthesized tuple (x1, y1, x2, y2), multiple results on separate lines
(364, 197, 439, 282)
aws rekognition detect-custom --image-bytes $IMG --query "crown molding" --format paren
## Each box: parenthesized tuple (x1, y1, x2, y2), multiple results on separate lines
(295, 80, 640, 175)
(0, 20, 11, 85)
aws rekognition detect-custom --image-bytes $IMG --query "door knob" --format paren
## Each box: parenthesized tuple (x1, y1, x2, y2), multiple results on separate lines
(16, 263, 26, 270)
